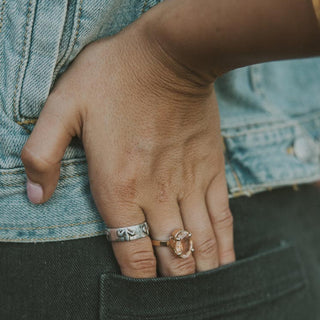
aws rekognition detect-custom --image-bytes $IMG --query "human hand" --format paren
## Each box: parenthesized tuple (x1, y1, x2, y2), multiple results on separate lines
(21, 16, 235, 278)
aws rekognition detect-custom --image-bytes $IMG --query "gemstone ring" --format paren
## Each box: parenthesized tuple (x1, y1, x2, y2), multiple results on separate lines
(151, 229, 194, 259)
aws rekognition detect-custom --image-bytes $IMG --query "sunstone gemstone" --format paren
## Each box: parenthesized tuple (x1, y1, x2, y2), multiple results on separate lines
(169, 230, 192, 257)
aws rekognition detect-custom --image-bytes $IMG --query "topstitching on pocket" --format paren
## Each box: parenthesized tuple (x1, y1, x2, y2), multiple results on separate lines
(99, 242, 307, 320)
(17, 0, 80, 122)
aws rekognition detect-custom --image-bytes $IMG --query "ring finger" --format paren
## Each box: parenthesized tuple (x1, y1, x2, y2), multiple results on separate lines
(144, 201, 196, 277)
(179, 190, 219, 272)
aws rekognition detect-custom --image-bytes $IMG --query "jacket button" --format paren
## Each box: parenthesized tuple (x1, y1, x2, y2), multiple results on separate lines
(293, 137, 320, 163)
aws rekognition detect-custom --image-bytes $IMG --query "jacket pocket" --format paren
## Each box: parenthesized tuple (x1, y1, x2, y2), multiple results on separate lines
(99, 242, 308, 320)
(17, 0, 80, 121)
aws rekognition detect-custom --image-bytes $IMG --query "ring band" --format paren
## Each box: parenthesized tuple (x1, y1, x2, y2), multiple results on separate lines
(151, 229, 194, 259)
(105, 221, 149, 242)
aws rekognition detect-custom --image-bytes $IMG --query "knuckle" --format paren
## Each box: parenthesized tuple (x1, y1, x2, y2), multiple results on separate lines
(214, 208, 234, 231)
(21, 147, 53, 173)
(111, 178, 139, 202)
(197, 237, 218, 257)
(167, 257, 196, 276)
(125, 250, 157, 273)
(155, 186, 171, 203)
(154, 176, 175, 204)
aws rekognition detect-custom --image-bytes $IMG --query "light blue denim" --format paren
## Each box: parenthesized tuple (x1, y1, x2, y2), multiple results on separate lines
(1, 0, 320, 242)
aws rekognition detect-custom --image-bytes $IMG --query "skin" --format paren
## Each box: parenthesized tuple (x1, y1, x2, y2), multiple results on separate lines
(146, 0, 320, 78)
(21, 0, 320, 278)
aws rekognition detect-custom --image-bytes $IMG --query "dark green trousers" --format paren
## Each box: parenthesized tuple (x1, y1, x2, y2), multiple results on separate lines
(1, 184, 320, 319)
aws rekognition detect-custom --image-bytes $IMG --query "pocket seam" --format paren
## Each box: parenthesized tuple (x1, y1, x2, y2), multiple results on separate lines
(99, 243, 307, 320)
(101, 273, 305, 320)
(52, 0, 83, 83)
(12, 0, 37, 127)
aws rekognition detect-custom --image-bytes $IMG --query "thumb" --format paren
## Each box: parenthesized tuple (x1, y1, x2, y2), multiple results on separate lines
(21, 94, 77, 204)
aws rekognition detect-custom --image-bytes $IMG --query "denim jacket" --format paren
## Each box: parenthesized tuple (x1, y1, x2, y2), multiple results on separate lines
(1, 0, 320, 242)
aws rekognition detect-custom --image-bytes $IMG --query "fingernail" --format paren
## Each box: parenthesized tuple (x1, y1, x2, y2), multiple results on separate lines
(26, 177, 43, 204)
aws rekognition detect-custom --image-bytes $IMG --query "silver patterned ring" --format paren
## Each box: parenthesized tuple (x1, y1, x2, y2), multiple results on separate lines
(105, 221, 150, 242)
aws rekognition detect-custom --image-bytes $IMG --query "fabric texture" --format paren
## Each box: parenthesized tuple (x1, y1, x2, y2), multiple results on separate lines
(1, 184, 320, 319)
(0, 0, 320, 242)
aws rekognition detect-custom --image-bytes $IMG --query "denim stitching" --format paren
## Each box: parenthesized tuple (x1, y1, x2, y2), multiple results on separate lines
(0, 172, 87, 187)
(0, 172, 87, 188)
(249, 65, 284, 116)
(229, 164, 243, 191)
(0, 0, 6, 34)
(15, 0, 83, 127)
(0, 0, 5, 117)
(104, 274, 303, 319)
(0, 230, 105, 242)
(224, 140, 243, 192)
(12, 0, 35, 125)
(0, 160, 87, 186)
(141, 0, 148, 13)
(231, 174, 320, 191)
(57, 172, 86, 180)
(0, 159, 86, 176)
(17, 0, 83, 126)
(228, 174, 320, 198)
(16, 119, 37, 125)
(0, 219, 102, 230)
(0, 182, 29, 187)
(73, 0, 82, 48)
(60, 159, 86, 167)
(0, 170, 25, 175)
(222, 110, 320, 135)
(52, 0, 83, 80)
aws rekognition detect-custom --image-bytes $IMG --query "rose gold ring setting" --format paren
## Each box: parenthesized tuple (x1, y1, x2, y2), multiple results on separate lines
(151, 229, 194, 259)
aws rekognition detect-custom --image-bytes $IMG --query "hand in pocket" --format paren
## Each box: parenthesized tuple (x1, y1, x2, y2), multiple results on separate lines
(21, 14, 235, 278)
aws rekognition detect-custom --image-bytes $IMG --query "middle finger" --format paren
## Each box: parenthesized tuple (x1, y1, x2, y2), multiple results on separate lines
(179, 190, 219, 272)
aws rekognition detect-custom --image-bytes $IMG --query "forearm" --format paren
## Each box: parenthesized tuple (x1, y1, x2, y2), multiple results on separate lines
(143, 0, 320, 81)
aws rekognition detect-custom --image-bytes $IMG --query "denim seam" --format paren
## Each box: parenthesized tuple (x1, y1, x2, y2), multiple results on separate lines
(222, 110, 320, 136)
(231, 175, 320, 191)
(72, 0, 82, 54)
(16, 0, 84, 128)
(104, 274, 304, 319)
(228, 174, 320, 198)
(0, 230, 105, 242)
(110, 285, 305, 320)
(16, 118, 37, 125)
(229, 164, 242, 191)
(249, 65, 286, 117)
(0, 159, 86, 175)
(12, 0, 35, 126)
(224, 140, 243, 192)
(0, 172, 87, 188)
(141, 0, 148, 13)
(0, 219, 102, 230)
(0, 0, 5, 34)
(52, 0, 83, 81)
(53, 2, 78, 73)
(0, 170, 25, 175)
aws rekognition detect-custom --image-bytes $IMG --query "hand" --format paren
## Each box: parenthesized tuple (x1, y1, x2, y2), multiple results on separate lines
(21, 15, 235, 278)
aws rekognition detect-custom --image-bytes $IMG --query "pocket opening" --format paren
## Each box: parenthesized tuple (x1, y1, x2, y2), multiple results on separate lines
(99, 243, 306, 320)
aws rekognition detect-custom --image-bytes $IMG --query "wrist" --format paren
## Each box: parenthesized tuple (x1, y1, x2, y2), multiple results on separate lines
(136, 1, 218, 86)
(117, 7, 215, 101)
(91, 11, 214, 113)
(137, 0, 320, 80)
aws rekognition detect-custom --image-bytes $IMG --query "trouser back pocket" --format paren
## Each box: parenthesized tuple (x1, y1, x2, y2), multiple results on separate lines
(99, 242, 309, 320)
